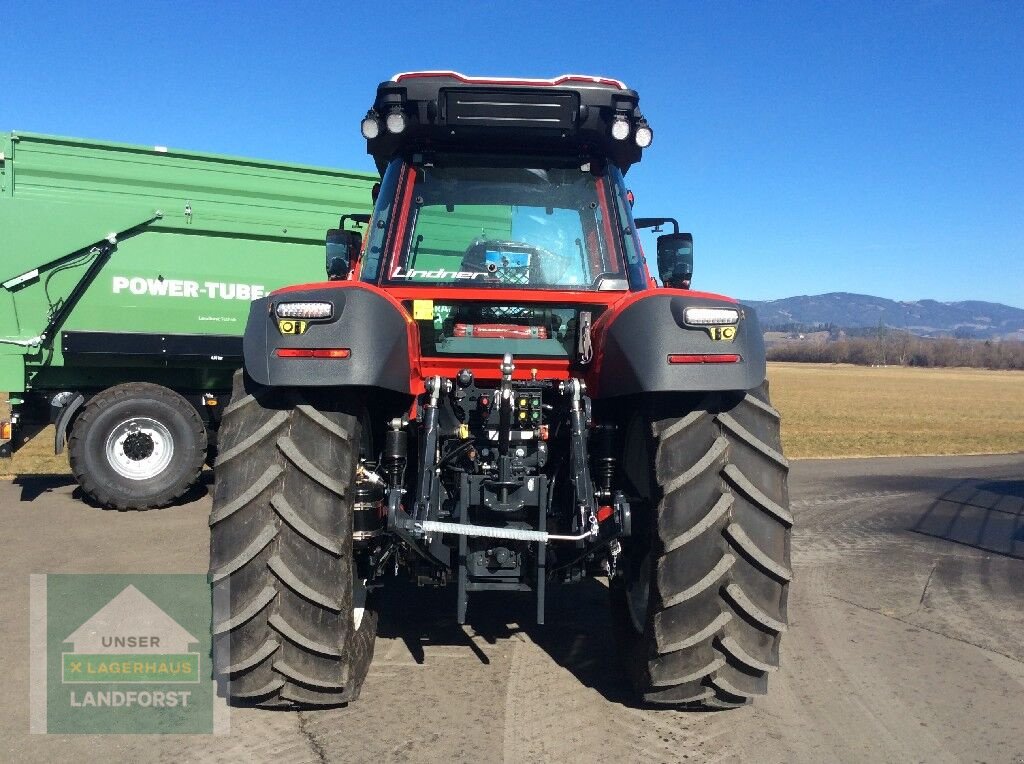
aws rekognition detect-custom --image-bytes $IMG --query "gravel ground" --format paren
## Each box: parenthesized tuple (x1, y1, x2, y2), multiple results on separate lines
(1, 453, 1022, 763)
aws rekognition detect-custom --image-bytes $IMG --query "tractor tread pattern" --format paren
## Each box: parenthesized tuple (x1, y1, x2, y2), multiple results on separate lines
(268, 613, 343, 657)
(209, 369, 377, 708)
(209, 466, 282, 526)
(631, 381, 792, 709)
(223, 639, 280, 674)
(210, 524, 277, 582)
(277, 436, 348, 497)
(213, 410, 289, 466)
(267, 554, 342, 612)
(271, 493, 343, 555)
(212, 585, 276, 635)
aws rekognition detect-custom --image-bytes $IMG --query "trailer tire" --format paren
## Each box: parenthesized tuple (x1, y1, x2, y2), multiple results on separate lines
(210, 369, 377, 708)
(68, 383, 207, 510)
(612, 381, 792, 708)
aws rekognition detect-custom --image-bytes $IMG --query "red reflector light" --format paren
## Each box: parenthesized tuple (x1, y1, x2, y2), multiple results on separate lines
(596, 505, 614, 523)
(276, 348, 351, 359)
(668, 353, 741, 364)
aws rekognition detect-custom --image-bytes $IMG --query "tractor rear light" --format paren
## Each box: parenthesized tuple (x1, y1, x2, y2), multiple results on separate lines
(360, 112, 382, 139)
(276, 348, 351, 359)
(385, 107, 408, 134)
(610, 115, 631, 140)
(597, 505, 614, 523)
(275, 301, 333, 320)
(668, 353, 741, 364)
(683, 307, 740, 326)
(1, 421, 11, 441)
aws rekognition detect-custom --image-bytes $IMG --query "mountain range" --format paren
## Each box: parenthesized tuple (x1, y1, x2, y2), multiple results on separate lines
(744, 292, 1024, 340)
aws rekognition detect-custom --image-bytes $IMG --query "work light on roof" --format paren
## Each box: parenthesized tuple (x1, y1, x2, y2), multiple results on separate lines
(610, 115, 631, 141)
(385, 107, 408, 135)
(360, 112, 381, 140)
(634, 123, 654, 148)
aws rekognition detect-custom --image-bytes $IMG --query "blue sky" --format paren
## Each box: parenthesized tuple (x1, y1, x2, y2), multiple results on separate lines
(6, 0, 1023, 306)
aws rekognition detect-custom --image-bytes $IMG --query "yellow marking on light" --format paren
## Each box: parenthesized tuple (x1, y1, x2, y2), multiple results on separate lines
(278, 320, 308, 335)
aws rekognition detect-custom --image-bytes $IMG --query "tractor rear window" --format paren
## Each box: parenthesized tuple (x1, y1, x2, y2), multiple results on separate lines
(386, 163, 626, 291)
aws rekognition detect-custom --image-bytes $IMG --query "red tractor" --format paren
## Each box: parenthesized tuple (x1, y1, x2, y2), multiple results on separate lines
(209, 72, 791, 709)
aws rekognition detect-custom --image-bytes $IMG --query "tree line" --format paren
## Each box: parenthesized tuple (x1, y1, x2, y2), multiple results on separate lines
(766, 331, 1024, 370)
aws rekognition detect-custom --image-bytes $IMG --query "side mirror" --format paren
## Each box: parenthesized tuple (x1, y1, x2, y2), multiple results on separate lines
(657, 232, 693, 289)
(326, 229, 361, 280)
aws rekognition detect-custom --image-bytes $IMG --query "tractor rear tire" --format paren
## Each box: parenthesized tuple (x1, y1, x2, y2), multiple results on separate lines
(209, 369, 377, 707)
(612, 381, 792, 708)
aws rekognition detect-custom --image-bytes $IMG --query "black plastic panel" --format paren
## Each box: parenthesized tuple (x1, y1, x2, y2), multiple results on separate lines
(443, 89, 579, 129)
(593, 294, 766, 398)
(243, 286, 412, 394)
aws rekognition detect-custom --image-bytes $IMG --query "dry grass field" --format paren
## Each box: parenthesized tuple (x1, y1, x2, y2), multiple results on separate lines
(3, 425, 68, 476)
(768, 362, 1024, 458)
(2, 364, 1022, 477)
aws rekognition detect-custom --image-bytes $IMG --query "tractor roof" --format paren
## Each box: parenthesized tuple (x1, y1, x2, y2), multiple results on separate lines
(362, 71, 651, 174)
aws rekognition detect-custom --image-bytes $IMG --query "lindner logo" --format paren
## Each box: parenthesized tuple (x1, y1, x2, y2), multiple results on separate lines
(31, 574, 225, 734)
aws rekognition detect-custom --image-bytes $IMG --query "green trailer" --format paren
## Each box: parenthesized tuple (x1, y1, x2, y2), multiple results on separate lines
(0, 131, 375, 508)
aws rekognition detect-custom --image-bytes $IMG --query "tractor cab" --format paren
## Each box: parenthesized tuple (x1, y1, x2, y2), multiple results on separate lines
(330, 72, 708, 375)
(354, 72, 656, 294)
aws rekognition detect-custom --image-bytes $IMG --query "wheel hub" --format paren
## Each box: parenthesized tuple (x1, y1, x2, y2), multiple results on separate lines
(122, 431, 156, 461)
(104, 417, 174, 481)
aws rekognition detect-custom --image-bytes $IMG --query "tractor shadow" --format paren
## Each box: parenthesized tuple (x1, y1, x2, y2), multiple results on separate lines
(820, 469, 1024, 560)
(908, 477, 1024, 559)
(376, 575, 636, 705)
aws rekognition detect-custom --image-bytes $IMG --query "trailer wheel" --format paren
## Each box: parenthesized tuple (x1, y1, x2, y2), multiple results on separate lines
(210, 369, 377, 708)
(612, 381, 792, 708)
(68, 383, 207, 510)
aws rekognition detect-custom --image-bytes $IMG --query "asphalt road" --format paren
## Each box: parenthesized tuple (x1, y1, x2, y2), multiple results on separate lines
(1, 453, 1022, 763)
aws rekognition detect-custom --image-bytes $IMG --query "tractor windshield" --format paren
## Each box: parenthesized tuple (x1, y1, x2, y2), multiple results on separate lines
(379, 158, 629, 291)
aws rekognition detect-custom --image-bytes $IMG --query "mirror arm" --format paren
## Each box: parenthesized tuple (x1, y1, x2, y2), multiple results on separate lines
(633, 217, 680, 234)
